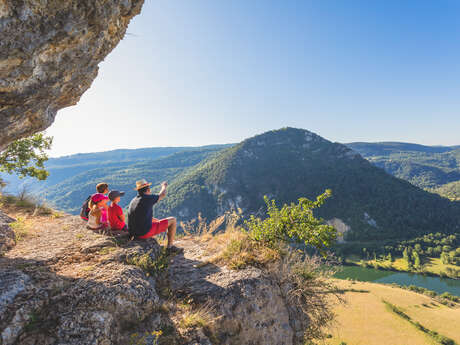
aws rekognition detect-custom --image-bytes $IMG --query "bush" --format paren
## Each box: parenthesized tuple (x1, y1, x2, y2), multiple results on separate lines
(245, 190, 337, 253)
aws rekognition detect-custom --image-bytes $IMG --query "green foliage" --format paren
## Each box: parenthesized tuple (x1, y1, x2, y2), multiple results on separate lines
(0, 133, 52, 180)
(245, 190, 337, 253)
(338, 233, 460, 269)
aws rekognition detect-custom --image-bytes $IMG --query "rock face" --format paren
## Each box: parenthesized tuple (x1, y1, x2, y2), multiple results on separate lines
(0, 215, 161, 345)
(0, 0, 145, 150)
(0, 211, 15, 255)
(169, 239, 309, 345)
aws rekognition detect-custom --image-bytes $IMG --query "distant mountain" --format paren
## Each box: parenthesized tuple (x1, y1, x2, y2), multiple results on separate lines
(1, 145, 231, 213)
(154, 128, 460, 241)
(346, 142, 460, 196)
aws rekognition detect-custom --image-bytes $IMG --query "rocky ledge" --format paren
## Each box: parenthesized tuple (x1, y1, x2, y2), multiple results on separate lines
(0, 213, 311, 345)
(0, 0, 144, 149)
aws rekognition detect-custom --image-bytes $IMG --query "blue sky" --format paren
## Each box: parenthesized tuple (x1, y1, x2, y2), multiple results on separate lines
(48, 0, 460, 157)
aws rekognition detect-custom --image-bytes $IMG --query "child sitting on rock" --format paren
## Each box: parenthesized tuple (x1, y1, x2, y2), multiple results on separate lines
(108, 190, 127, 231)
(87, 193, 109, 230)
(80, 183, 110, 221)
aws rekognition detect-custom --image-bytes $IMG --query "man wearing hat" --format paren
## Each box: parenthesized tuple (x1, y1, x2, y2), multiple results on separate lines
(127, 179, 182, 253)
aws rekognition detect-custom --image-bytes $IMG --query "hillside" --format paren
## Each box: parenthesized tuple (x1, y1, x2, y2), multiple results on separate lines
(433, 181, 460, 201)
(347, 142, 460, 192)
(155, 128, 460, 241)
(1, 145, 230, 214)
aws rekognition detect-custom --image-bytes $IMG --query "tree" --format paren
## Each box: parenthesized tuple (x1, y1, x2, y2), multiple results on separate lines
(413, 251, 421, 269)
(441, 252, 450, 265)
(245, 190, 337, 254)
(414, 243, 423, 254)
(0, 133, 52, 180)
(387, 253, 393, 262)
(403, 247, 412, 268)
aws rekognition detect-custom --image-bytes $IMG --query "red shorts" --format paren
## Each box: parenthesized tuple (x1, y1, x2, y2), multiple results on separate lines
(138, 218, 169, 239)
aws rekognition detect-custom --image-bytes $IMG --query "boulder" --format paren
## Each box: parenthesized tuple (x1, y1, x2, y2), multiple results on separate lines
(169, 238, 309, 345)
(0, 0, 145, 149)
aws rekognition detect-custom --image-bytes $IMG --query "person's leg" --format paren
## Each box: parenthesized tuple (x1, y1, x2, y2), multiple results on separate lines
(165, 216, 177, 247)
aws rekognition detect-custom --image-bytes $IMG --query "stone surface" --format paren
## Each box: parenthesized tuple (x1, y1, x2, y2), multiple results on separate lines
(0, 211, 15, 254)
(0, 214, 161, 345)
(0, 0, 145, 149)
(169, 238, 309, 345)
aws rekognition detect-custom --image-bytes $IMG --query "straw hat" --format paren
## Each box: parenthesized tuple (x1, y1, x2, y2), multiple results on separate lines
(134, 179, 152, 191)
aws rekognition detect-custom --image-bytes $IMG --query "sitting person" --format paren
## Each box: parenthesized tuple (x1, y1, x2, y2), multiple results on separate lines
(108, 190, 128, 231)
(87, 193, 109, 230)
(127, 179, 182, 253)
(80, 182, 110, 221)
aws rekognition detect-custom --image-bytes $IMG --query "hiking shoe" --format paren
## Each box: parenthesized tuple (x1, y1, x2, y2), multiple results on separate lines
(166, 245, 184, 254)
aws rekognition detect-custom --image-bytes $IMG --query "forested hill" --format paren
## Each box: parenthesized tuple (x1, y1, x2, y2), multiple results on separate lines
(154, 128, 460, 241)
(347, 142, 460, 199)
(1, 145, 231, 213)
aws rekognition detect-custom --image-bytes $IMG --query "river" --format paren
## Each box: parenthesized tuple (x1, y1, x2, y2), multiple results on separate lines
(334, 265, 460, 296)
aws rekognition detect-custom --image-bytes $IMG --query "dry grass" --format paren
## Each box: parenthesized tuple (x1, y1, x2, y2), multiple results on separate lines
(214, 230, 281, 269)
(9, 217, 30, 242)
(180, 211, 281, 269)
(326, 280, 460, 345)
(0, 192, 53, 216)
(179, 306, 214, 330)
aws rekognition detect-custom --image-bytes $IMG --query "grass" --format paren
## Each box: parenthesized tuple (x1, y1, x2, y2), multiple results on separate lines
(9, 217, 30, 242)
(216, 231, 281, 269)
(326, 280, 460, 345)
(81, 265, 95, 272)
(198, 227, 281, 270)
(98, 246, 116, 255)
(129, 331, 162, 345)
(0, 192, 53, 216)
(125, 248, 169, 276)
(383, 300, 457, 345)
(179, 307, 213, 329)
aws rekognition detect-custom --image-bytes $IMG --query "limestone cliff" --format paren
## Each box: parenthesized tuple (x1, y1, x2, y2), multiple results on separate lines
(0, 212, 314, 345)
(0, 0, 144, 149)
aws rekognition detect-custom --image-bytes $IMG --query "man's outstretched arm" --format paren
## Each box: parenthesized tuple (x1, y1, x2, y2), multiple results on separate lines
(158, 181, 168, 201)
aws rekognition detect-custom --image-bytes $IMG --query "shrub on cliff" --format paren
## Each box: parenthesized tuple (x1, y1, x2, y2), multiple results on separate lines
(245, 190, 337, 254)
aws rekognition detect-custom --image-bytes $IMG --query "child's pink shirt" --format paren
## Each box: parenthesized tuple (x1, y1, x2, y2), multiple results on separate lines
(100, 207, 108, 224)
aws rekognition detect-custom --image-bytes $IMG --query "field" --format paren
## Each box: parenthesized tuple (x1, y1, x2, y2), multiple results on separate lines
(326, 280, 460, 345)
(346, 256, 460, 279)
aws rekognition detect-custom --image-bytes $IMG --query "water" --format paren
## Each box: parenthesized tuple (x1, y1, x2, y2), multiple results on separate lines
(335, 265, 460, 296)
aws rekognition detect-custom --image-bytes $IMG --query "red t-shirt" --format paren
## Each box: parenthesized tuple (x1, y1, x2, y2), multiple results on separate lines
(108, 203, 125, 230)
